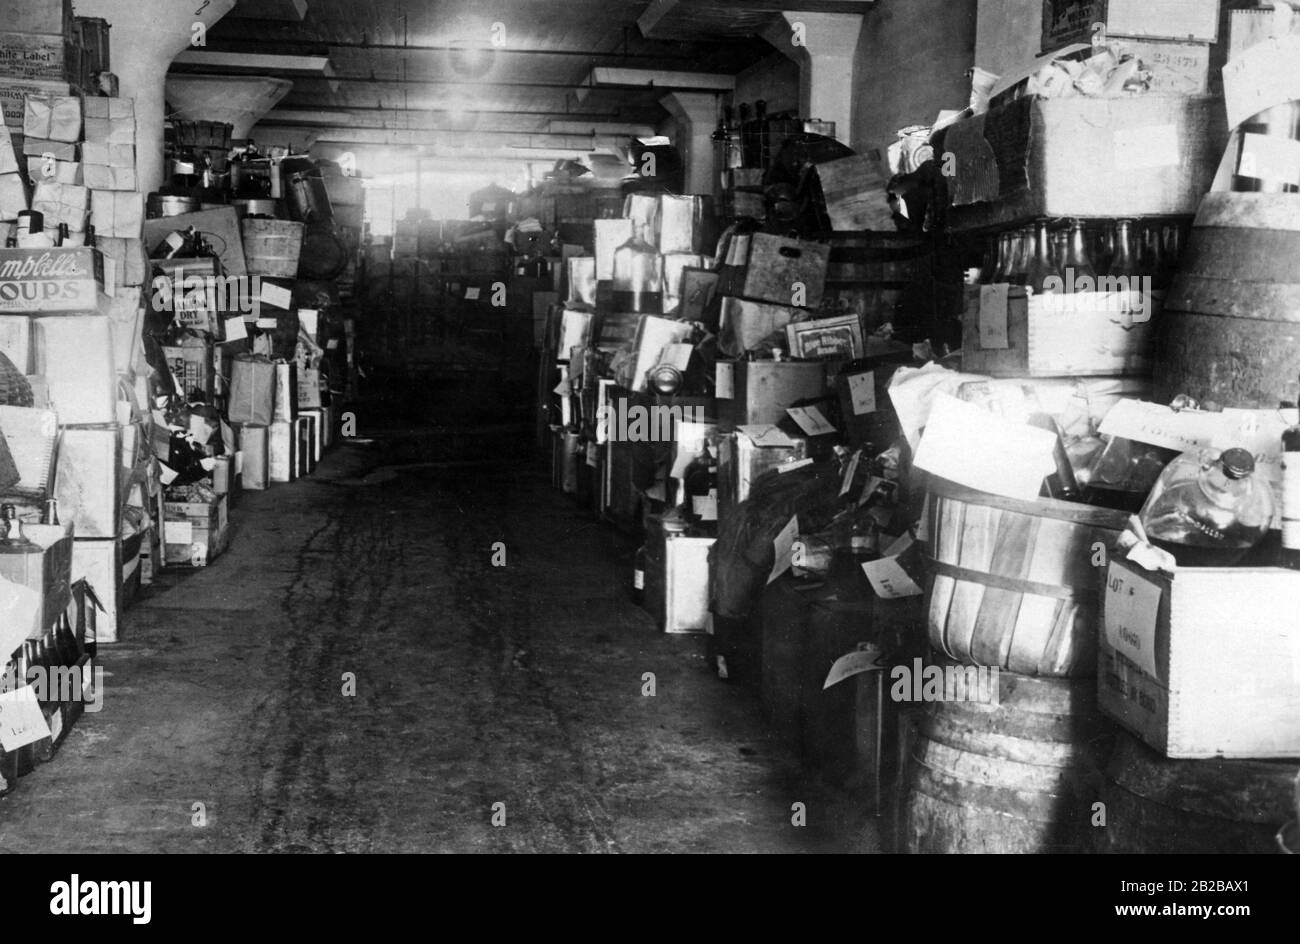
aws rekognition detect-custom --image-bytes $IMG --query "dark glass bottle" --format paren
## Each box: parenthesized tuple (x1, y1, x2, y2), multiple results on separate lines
(84, 225, 97, 249)
(55, 223, 69, 247)
(1024, 220, 1057, 293)
(683, 443, 719, 527)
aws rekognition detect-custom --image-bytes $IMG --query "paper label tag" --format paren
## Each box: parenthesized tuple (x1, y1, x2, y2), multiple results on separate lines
(158, 462, 179, 485)
(299, 308, 319, 338)
(224, 316, 248, 342)
(1104, 563, 1162, 679)
(255, 318, 278, 330)
(840, 449, 862, 497)
(0, 687, 51, 751)
(691, 492, 718, 521)
(465, 287, 481, 300)
(1098, 399, 1222, 452)
(1224, 37, 1300, 134)
(978, 284, 1010, 350)
(1113, 124, 1180, 170)
(848, 371, 877, 415)
(1238, 131, 1300, 186)
(768, 515, 799, 584)
(786, 405, 836, 437)
(633, 568, 645, 590)
(912, 393, 1057, 500)
(823, 646, 885, 690)
(861, 554, 923, 599)
(715, 361, 734, 399)
(259, 282, 292, 310)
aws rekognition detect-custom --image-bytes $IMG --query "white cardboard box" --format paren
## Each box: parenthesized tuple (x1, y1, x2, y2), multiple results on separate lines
(1100, 558, 1300, 759)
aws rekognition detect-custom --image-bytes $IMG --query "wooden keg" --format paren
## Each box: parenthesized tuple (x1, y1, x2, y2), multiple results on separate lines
(924, 478, 1130, 677)
(241, 218, 304, 279)
(903, 669, 1111, 853)
(1096, 732, 1297, 854)
(1155, 192, 1300, 407)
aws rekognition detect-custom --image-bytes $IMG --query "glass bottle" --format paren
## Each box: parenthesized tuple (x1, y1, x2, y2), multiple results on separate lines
(611, 222, 663, 314)
(55, 223, 69, 247)
(0, 504, 41, 554)
(1026, 412, 1080, 501)
(631, 546, 646, 606)
(989, 232, 1012, 283)
(1024, 220, 1057, 294)
(683, 443, 719, 527)
(1004, 228, 1031, 286)
(1093, 221, 1115, 277)
(849, 512, 878, 562)
(1108, 219, 1142, 279)
(1139, 447, 1275, 566)
(978, 234, 1000, 284)
(1085, 437, 1179, 513)
(1057, 219, 1096, 285)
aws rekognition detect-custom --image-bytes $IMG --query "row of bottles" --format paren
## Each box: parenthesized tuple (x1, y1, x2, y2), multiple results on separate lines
(713, 100, 774, 173)
(979, 218, 1186, 292)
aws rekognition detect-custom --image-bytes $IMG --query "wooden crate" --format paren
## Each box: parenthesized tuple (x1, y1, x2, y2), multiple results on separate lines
(960, 284, 1158, 378)
(1099, 558, 1300, 758)
(730, 233, 830, 309)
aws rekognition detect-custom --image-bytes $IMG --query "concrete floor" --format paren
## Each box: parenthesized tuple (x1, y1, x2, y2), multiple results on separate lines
(0, 424, 877, 853)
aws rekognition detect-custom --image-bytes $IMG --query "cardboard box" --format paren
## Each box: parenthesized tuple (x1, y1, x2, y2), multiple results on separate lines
(643, 515, 715, 634)
(83, 115, 134, 146)
(82, 164, 135, 191)
(946, 95, 1228, 232)
(31, 179, 87, 231)
(35, 315, 117, 423)
(268, 419, 295, 483)
(297, 366, 321, 410)
(1230, 7, 1300, 60)
(717, 296, 801, 358)
(727, 233, 829, 309)
(105, 287, 143, 371)
(0, 78, 70, 133)
(960, 284, 1157, 378)
(721, 359, 827, 428)
(0, 31, 79, 84)
(96, 235, 146, 286)
(296, 415, 313, 477)
(0, 520, 73, 632)
(1100, 558, 1300, 759)
(163, 494, 227, 566)
(0, 247, 105, 313)
(90, 189, 143, 238)
(0, 125, 17, 176)
(0, 313, 32, 371)
(53, 425, 122, 538)
(299, 408, 324, 463)
(161, 340, 213, 400)
(12, 0, 73, 36)
(70, 538, 125, 643)
(22, 94, 80, 143)
(82, 96, 133, 121)
(593, 218, 634, 281)
(716, 425, 809, 518)
(80, 141, 133, 168)
(0, 172, 27, 220)
(1041, 0, 1220, 52)
(26, 157, 81, 185)
(237, 424, 269, 490)
(22, 137, 75, 161)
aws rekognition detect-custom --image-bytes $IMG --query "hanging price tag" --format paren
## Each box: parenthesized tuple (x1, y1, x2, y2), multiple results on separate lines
(1103, 563, 1162, 678)
(978, 284, 1009, 350)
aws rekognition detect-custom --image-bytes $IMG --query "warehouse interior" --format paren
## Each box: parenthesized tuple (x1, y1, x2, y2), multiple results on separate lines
(0, 0, 1298, 861)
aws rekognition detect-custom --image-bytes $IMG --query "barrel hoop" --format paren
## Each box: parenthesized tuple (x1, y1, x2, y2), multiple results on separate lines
(1194, 192, 1300, 231)
(927, 560, 1081, 601)
(925, 477, 1131, 530)
(1165, 275, 1300, 323)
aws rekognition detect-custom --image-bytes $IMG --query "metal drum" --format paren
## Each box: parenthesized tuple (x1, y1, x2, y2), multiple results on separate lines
(146, 193, 200, 219)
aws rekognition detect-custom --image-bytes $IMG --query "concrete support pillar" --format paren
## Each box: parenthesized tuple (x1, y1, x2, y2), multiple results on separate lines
(165, 76, 295, 141)
(77, 0, 237, 193)
(762, 12, 864, 145)
(659, 91, 720, 197)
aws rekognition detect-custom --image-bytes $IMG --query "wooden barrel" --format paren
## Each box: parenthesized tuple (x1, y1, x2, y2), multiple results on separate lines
(924, 478, 1130, 677)
(903, 670, 1111, 853)
(241, 218, 304, 278)
(1155, 192, 1300, 407)
(1096, 731, 1297, 854)
(297, 223, 349, 281)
